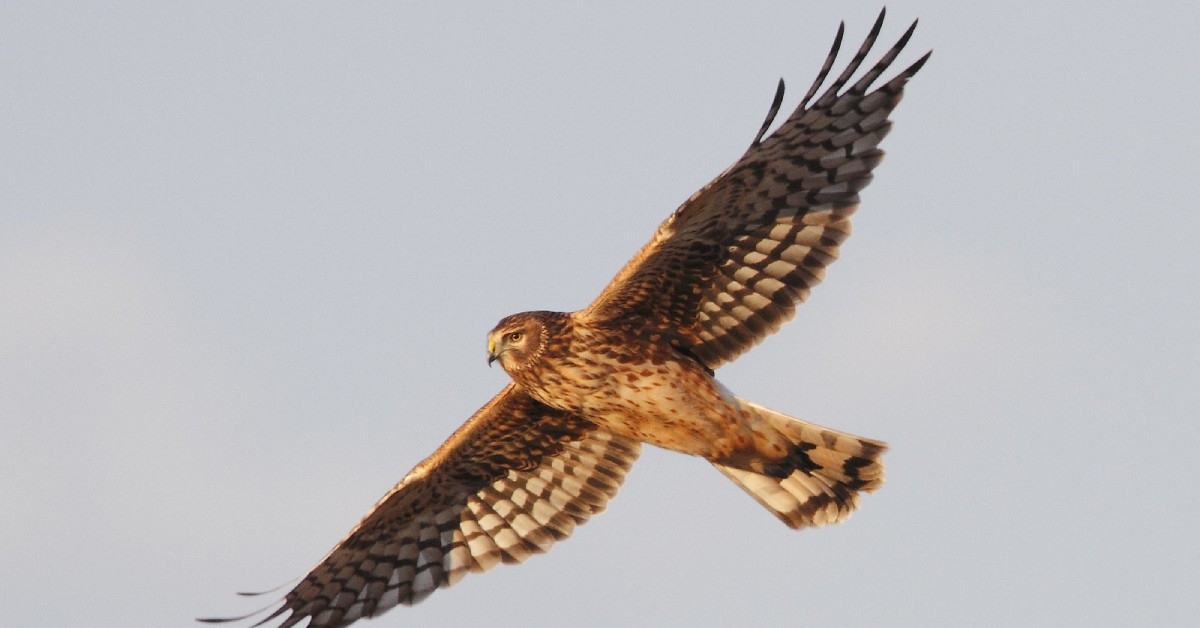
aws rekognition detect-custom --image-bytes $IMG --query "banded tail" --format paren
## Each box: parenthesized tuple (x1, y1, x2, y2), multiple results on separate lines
(715, 399, 886, 528)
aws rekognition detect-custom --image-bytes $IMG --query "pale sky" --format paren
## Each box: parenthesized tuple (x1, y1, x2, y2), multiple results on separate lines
(2, 2, 1198, 627)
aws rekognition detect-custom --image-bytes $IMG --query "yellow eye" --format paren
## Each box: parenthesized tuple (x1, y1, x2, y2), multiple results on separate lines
(508, 332, 523, 342)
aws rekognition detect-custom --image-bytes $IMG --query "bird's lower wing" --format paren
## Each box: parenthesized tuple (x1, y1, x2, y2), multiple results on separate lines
(201, 383, 640, 628)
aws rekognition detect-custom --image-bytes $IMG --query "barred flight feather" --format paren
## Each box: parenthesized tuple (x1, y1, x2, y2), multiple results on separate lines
(583, 10, 928, 370)
(713, 399, 886, 529)
(201, 386, 639, 628)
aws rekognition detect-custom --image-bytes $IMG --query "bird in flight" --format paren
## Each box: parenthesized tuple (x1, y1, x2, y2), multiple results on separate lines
(204, 10, 928, 628)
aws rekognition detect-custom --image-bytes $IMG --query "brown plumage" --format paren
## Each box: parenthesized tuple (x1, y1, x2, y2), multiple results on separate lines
(203, 11, 927, 628)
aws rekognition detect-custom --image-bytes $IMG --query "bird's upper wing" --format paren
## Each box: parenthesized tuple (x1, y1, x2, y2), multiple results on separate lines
(202, 383, 640, 628)
(580, 10, 929, 370)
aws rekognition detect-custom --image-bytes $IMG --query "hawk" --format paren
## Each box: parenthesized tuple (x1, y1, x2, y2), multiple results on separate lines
(204, 11, 927, 628)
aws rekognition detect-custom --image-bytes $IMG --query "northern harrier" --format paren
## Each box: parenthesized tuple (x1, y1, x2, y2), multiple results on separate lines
(205, 11, 927, 628)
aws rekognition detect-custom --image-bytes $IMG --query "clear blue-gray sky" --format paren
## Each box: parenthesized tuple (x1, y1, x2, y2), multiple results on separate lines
(3, 2, 1198, 626)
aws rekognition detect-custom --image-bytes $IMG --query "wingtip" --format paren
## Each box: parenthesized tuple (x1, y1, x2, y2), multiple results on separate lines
(895, 16, 918, 47)
(867, 7, 887, 41)
(750, 78, 788, 147)
(195, 601, 278, 626)
(195, 609, 256, 624)
(906, 49, 933, 76)
(199, 580, 295, 626)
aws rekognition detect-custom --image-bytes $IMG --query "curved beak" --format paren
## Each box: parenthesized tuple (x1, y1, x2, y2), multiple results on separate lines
(486, 338, 498, 367)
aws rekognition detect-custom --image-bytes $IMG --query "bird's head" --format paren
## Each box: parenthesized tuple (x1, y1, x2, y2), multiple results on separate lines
(486, 312, 548, 372)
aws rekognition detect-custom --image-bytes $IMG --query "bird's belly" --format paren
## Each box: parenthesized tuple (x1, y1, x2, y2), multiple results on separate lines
(574, 364, 753, 458)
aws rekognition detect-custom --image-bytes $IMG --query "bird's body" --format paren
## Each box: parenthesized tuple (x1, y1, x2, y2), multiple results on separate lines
(493, 311, 801, 473)
(204, 11, 927, 628)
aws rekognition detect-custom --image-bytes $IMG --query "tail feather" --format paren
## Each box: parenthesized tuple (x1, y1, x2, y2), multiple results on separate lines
(714, 399, 886, 529)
